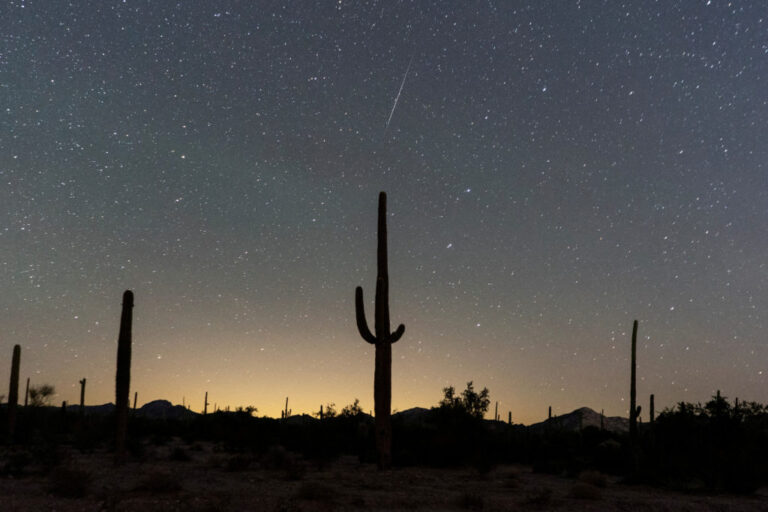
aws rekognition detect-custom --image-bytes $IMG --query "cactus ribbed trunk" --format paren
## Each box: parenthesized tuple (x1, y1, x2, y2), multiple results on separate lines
(355, 192, 405, 470)
(115, 290, 133, 465)
(7, 344, 21, 443)
(629, 320, 638, 444)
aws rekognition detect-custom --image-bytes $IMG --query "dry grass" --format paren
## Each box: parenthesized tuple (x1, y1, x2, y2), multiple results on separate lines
(578, 469, 609, 488)
(134, 470, 182, 493)
(47, 466, 92, 498)
(569, 482, 603, 500)
(0, 444, 766, 511)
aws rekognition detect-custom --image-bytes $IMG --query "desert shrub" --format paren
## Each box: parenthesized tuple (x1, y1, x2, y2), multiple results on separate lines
(439, 382, 490, 419)
(225, 454, 252, 472)
(27, 384, 55, 407)
(296, 481, 335, 502)
(2, 450, 31, 477)
(471, 447, 496, 477)
(505, 467, 522, 488)
(274, 497, 301, 512)
(340, 399, 363, 417)
(150, 433, 171, 446)
(206, 454, 225, 469)
(170, 446, 191, 461)
(578, 470, 608, 488)
(644, 396, 768, 493)
(457, 491, 484, 510)
(525, 487, 553, 507)
(126, 436, 145, 458)
(31, 442, 66, 473)
(262, 445, 295, 470)
(284, 458, 307, 481)
(569, 483, 602, 500)
(135, 471, 182, 493)
(47, 466, 92, 498)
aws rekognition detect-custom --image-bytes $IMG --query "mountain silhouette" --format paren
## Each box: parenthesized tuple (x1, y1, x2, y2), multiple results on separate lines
(528, 407, 629, 433)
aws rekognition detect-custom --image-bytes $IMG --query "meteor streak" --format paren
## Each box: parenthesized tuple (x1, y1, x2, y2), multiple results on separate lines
(385, 55, 414, 132)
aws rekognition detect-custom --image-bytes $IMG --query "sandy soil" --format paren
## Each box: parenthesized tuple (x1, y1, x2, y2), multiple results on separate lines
(1, 440, 767, 511)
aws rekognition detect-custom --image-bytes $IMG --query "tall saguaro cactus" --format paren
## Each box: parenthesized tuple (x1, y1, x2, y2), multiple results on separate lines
(7, 344, 21, 443)
(629, 320, 639, 444)
(355, 191, 405, 470)
(115, 290, 134, 465)
(79, 378, 87, 413)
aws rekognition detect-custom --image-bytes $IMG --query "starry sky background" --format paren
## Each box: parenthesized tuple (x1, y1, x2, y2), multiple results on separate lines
(1, 1, 766, 424)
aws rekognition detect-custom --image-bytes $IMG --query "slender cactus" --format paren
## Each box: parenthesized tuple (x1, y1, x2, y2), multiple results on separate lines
(79, 378, 86, 414)
(133, 391, 137, 412)
(629, 320, 638, 444)
(204, 391, 209, 415)
(650, 394, 655, 424)
(548, 406, 552, 420)
(508, 411, 511, 425)
(494, 401, 499, 421)
(115, 290, 133, 465)
(7, 344, 21, 443)
(355, 191, 405, 470)
(24, 377, 29, 407)
(282, 396, 290, 419)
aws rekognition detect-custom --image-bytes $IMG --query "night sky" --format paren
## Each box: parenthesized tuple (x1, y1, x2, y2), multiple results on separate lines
(1, 1, 766, 424)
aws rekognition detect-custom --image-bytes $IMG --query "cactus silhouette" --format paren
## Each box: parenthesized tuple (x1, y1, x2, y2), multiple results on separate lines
(355, 191, 405, 470)
(281, 396, 291, 419)
(24, 377, 29, 407)
(79, 378, 86, 413)
(115, 290, 133, 465)
(204, 391, 209, 415)
(650, 393, 655, 424)
(6, 344, 20, 443)
(629, 320, 638, 444)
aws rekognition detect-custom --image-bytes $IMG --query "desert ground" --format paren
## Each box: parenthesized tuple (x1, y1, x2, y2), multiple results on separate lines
(2, 439, 768, 511)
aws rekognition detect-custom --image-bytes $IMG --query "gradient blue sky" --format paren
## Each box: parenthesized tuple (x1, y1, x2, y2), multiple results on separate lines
(1, 1, 766, 423)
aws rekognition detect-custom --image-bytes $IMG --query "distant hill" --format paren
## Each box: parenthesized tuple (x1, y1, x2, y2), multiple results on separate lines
(284, 413, 318, 425)
(528, 407, 629, 433)
(60, 399, 197, 419)
(393, 407, 430, 423)
(52, 402, 628, 431)
(138, 399, 197, 420)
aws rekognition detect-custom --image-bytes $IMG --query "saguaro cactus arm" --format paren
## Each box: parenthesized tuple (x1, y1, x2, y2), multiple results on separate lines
(357, 287, 404, 344)
(355, 287, 377, 344)
(388, 324, 405, 343)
